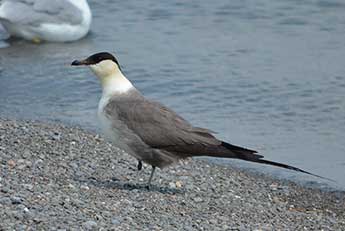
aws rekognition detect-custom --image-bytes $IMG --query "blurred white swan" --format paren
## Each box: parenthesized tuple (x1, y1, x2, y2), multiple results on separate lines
(0, 21, 9, 39)
(0, 0, 91, 42)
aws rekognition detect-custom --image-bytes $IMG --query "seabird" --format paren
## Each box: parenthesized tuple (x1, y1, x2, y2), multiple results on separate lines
(0, 0, 91, 42)
(71, 52, 327, 188)
(0, 21, 9, 39)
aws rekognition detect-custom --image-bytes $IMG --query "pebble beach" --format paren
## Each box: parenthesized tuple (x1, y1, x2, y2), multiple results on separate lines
(0, 118, 344, 230)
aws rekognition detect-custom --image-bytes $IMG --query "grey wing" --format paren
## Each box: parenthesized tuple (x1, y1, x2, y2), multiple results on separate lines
(0, 0, 83, 26)
(106, 98, 222, 156)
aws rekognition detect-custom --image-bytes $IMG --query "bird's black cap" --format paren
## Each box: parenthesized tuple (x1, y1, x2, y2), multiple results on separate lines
(71, 52, 120, 68)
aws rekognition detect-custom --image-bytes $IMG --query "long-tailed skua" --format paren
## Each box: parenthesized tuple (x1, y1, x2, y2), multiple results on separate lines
(71, 52, 328, 188)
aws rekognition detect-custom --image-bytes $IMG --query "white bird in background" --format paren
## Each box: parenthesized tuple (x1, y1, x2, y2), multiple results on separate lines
(0, 0, 91, 43)
(0, 21, 9, 40)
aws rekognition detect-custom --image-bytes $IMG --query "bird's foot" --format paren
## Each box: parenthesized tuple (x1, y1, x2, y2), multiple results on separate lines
(145, 166, 156, 190)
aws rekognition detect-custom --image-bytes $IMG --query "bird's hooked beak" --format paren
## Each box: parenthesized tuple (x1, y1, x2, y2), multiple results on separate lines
(71, 59, 90, 66)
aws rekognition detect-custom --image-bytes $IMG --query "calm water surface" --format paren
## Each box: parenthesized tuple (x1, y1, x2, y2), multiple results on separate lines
(0, 0, 344, 189)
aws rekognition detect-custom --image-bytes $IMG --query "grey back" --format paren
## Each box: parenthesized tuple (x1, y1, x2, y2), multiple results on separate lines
(104, 89, 222, 159)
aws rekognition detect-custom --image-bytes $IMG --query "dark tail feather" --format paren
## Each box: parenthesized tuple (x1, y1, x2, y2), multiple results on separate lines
(220, 142, 334, 182)
(254, 159, 334, 182)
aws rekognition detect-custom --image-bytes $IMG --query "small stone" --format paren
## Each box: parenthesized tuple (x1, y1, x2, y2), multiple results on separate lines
(17, 225, 28, 231)
(12, 210, 24, 220)
(71, 199, 84, 208)
(272, 196, 280, 204)
(269, 183, 278, 191)
(33, 217, 44, 223)
(0, 187, 10, 193)
(222, 224, 230, 230)
(51, 132, 61, 141)
(175, 181, 182, 188)
(95, 135, 102, 142)
(70, 162, 79, 170)
(209, 219, 217, 224)
(169, 182, 176, 188)
(83, 220, 97, 230)
(111, 218, 121, 225)
(8, 160, 16, 168)
(0, 197, 11, 205)
(23, 149, 31, 158)
(23, 184, 34, 191)
(80, 185, 89, 191)
(193, 197, 203, 203)
(17, 204, 30, 215)
(17, 164, 27, 170)
(35, 159, 44, 164)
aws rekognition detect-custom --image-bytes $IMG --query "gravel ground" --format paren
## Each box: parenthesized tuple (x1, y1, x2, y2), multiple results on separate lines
(0, 118, 344, 230)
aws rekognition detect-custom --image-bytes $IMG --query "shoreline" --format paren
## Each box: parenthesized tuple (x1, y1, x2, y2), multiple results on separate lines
(0, 118, 344, 230)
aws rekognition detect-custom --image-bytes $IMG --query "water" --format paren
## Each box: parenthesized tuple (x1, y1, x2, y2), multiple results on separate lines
(0, 0, 344, 190)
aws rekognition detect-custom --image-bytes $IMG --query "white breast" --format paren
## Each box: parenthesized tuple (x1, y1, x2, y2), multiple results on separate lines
(97, 95, 118, 142)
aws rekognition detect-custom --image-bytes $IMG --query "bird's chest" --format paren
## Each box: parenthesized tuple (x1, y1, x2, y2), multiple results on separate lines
(98, 97, 121, 141)
(97, 98, 144, 158)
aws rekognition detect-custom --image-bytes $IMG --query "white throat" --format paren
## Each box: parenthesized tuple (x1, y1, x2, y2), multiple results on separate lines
(101, 72, 133, 97)
(97, 71, 133, 120)
(88, 60, 134, 97)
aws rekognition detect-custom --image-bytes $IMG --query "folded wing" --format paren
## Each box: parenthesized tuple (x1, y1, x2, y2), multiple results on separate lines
(105, 95, 328, 180)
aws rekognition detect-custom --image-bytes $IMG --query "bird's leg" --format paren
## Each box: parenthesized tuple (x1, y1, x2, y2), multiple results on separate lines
(147, 166, 156, 189)
(135, 160, 143, 184)
(137, 160, 142, 171)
